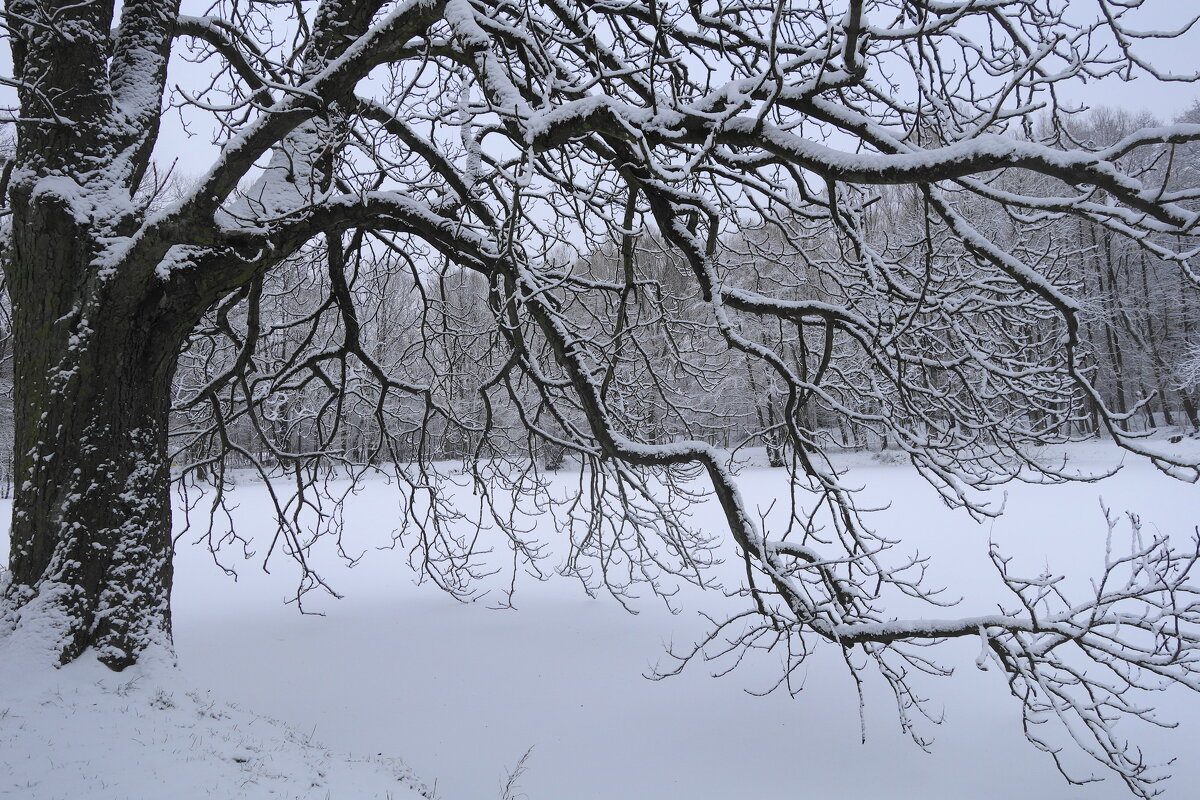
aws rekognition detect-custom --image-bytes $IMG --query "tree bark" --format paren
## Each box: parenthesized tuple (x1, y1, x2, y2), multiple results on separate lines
(1, 185, 186, 669)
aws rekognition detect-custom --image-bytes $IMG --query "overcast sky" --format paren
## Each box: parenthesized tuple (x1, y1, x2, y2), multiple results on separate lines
(1066, 3, 1200, 120)
(144, 0, 1200, 178)
(2, 1, 1198, 171)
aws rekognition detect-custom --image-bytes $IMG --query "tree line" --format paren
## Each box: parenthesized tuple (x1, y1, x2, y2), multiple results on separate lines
(157, 104, 1200, 479)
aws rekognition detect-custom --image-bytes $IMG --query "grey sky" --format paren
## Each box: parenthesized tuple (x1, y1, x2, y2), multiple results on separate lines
(1, 2, 1197, 178)
(147, 0, 1200, 179)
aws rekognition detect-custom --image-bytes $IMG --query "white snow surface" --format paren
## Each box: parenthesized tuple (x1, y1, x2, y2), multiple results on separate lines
(0, 633, 431, 799)
(2, 438, 1199, 799)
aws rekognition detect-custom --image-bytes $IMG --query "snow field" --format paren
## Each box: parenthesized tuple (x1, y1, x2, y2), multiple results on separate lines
(0, 637, 431, 799)
(2, 440, 1198, 799)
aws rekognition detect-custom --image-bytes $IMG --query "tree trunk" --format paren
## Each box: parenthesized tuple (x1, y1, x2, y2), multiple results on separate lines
(1, 186, 184, 670)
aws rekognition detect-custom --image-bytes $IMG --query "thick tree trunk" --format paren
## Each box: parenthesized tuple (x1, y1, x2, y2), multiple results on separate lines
(1, 186, 183, 670)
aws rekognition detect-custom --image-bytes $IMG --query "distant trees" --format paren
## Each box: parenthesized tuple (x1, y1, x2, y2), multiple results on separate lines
(1048, 108, 1200, 432)
(2, 1, 1200, 795)
(146, 93, 1200, 493)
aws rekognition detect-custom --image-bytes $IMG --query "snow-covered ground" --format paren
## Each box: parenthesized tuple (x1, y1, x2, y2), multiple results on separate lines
(0, 645, 432, 799)
(2, 440, 1199, 799)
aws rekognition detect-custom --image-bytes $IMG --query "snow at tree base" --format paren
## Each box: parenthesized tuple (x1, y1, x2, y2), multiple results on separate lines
(1, 0, 1200, 798)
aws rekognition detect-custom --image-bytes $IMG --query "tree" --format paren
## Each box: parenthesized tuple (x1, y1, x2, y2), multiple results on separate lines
(2, 0, 1200, 794)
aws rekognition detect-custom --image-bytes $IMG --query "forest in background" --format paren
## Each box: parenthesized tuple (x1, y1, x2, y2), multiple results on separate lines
(88, 104, 1197, 483)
